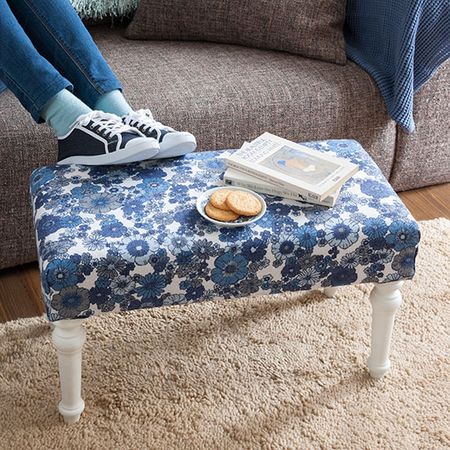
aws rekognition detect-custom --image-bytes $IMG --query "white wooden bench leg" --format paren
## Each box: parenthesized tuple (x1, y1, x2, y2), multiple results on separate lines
(52, 319, 86, 423)
(367, 281, 403, 379)
(324, 287, 338, 298)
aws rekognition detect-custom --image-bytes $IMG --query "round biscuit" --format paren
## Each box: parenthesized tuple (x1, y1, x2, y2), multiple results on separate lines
(205, 202, 240, 222)
(209, 189, 233, 210)
(226, 191, 262, 216)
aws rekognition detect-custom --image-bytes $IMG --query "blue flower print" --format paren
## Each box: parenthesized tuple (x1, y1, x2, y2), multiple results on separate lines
(340, 251, 360, 268)
(212, 252, 248, 286)
(84, 231, 107, 251)
(37, 215, 63, 240)
(89, 286, 112, 306)
(123, 197, 147, 216)
(70, 182, 101, 199)
(30, 142, 421, 321)
(355, 246, 373, 265)
(302, 207, 334, 224)
(46, 258, 79, 291)
(176, 250, 195, 266)
(270, 203, 293, 216)
(329, 266, 358, 286)
(272, 232, 300, 260)
(325, 219, 359, 249)
(162, 234, 192, 255)
(50, 286, 90, 318)
(372, 248, 394, 264)
(122, 236, 158, 265)
(96, 252, 128, 279)
(59, 216, 82, 229)
(162, 294, 188, 306)
(136, 273, 167, 300)
(281, 257, 301, 278)
(364, 263, 384, 278)
(297, 266, 321, 288)
(297, 224, 318, 249)
(363, 218, 388, 239)
(79, 193, 121, 214)
(366, 236, 388, 251)
(191, 239, 219, 260)
(236, 276, 261, 296)
(392, 247, 417, 277)
(40, 239, 75, 261)
(360, 179, 392, 198)
(31, 167, 55, 195)
(100, 219, 127, 238)
(110, 275, 136, 297)
(173, 209, 200, 231)
(183, 281, 205, 301)
(242, 238, 267, 262)
(170, 184, 189, 197)
(219, 227, 253, 243)
(386, 220, 420, 251)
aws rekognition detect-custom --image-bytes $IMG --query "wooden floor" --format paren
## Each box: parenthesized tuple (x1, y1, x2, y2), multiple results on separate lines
(1, 183, 449, 324)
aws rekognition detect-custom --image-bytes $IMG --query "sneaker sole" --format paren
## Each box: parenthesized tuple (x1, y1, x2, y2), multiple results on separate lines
(155, 134, 197, 159)
(57, 141, 159, 166)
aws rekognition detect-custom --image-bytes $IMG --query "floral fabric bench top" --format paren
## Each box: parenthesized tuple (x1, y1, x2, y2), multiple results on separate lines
(30, 140, 420, 322)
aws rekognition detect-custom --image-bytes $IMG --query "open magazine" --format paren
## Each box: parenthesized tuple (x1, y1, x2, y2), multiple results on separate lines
(225, 133, 358, 202)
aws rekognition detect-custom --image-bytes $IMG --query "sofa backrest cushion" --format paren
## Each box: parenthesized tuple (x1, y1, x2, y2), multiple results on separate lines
(125, 0, 347, 65)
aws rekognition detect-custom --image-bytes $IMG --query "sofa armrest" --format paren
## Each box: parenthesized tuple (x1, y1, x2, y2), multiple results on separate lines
(390, 59, 450, 191)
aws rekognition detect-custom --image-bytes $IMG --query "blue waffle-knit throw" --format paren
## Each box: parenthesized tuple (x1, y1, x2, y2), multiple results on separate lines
(345, 0, 450, 132)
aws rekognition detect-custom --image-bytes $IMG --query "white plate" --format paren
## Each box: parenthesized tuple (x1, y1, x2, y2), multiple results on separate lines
(196, 186, 267, 228)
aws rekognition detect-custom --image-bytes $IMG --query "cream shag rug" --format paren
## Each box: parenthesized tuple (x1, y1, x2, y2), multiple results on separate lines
(1, 219, 449, 450)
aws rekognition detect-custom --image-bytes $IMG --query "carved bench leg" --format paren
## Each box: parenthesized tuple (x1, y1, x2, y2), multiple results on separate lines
(367, 281, 403, 379)
(324, 287, 338, 298)
(52, 319, 86, 423)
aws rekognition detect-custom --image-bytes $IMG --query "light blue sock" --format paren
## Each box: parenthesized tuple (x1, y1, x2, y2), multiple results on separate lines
(94, 89, 132, 117)
(41, 89, 91, 137)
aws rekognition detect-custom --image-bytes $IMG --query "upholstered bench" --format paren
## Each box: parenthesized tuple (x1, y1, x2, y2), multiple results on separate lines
(30, 140, 420, 423)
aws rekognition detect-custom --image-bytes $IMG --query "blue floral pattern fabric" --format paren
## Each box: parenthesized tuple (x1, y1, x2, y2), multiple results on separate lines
(30, 140, 420, 322)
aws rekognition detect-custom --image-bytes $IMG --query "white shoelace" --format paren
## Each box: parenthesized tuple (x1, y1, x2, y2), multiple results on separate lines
(125, 109, 174, 141)
(77, 111, 141, 139)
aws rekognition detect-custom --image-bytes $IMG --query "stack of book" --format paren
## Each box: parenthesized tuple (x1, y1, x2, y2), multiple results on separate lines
(223, 133, 359, 207)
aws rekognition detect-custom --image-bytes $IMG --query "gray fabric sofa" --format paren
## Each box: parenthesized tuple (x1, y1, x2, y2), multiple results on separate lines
(0, 25, 449, 270)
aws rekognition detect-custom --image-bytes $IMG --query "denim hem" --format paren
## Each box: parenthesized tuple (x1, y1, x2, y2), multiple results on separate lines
(32, 77, 73, 123)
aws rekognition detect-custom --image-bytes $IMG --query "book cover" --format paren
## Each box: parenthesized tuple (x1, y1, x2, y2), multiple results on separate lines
(223, 167, 340, 207)
(225, 133, 358, 201)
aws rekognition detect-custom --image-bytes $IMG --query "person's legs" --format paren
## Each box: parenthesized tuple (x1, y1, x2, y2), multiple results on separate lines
(0, 0, 160, 165)
(0, 0, 73, 122)
(6, 0, 123, 110)
(40, 89, 91, 137)
(6, 0, 196, 159)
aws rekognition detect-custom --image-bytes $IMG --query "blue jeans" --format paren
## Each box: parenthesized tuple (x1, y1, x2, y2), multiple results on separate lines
(0, 0, 122, 122)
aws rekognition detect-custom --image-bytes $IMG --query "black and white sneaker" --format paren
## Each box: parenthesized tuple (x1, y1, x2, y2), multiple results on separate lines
(57, 111, 160, 165)
(122, 109, 197, 159)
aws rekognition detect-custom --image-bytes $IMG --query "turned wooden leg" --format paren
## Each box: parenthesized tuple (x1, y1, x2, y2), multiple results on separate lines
(52, 319, 86, 423)
(367, 281, 403, 379)
(324, 287, 338, 298)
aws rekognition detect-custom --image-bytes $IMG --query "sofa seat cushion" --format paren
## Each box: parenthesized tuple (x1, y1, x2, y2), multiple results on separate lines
(0, 25, 396, 269)
(94, 27, 396, 174)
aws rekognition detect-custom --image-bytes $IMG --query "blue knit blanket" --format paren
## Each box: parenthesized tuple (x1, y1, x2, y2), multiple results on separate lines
(346, 0, 450, 132)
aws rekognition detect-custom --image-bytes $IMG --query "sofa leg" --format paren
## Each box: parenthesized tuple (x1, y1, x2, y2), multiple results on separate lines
(324, 287, 338, 298)
(367, 281, 403, 379)
(52, 319, 86, 423)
